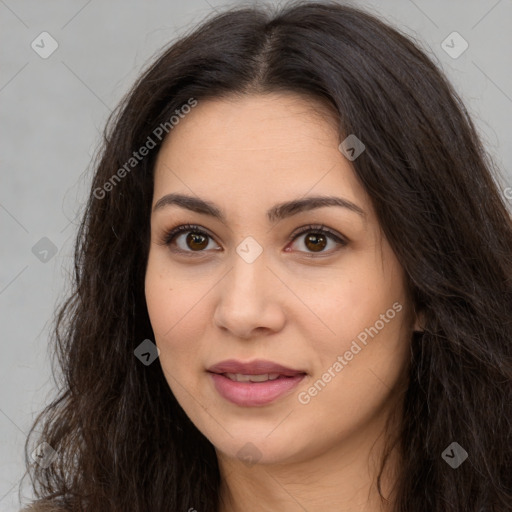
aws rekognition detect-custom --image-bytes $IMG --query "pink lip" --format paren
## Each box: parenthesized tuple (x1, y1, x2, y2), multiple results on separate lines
(207, 359, 307, 407)
(207, 359, 305, 376)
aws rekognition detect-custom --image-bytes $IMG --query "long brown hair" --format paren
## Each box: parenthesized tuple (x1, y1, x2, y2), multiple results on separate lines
(22, 1, 512, 510)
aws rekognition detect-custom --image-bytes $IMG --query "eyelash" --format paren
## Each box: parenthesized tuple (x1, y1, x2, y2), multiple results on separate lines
(159, 223, 348, 257)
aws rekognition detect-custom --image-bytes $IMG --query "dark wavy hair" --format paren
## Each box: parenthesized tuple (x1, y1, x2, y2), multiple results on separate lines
(21, 1, 512, 511)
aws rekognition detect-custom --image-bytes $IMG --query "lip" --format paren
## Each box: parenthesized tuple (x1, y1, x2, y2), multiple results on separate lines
(207, 359, 307, 407)
(207, 359, 305, 376)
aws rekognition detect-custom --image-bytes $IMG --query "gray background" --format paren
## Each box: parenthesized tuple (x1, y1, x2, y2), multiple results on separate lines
(1, 0, 511, 509)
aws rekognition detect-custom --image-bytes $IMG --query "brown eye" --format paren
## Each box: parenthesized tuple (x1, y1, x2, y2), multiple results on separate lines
(304, 233, 327, 252)
(289, 225, 347, 255)
(162, 224, 220, 254)
(186, 232, 209, 251)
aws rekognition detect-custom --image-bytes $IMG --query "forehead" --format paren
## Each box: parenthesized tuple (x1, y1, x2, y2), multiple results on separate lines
(155, 93, 338, 165)
(152, 93, 369, 218)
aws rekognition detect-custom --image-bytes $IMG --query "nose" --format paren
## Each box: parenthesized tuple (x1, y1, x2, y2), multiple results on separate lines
(213, 251, 286, 339)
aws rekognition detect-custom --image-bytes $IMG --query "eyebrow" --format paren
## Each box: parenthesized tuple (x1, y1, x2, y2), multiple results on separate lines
(152, 193, 366, 223)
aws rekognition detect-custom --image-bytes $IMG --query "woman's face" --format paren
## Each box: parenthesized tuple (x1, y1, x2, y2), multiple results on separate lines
(145, 93, 417, 465)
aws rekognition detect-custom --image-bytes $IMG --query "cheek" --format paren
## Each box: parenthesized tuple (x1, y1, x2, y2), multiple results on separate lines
(298, 254, 407, 358)
(144, 255, 211, 378)
(144, 265, 173, 339)
(297, 268, 411, 425)
(295, 293, 410, 437)
(144, 266, 199, 408)
(145, 250, 203, 339)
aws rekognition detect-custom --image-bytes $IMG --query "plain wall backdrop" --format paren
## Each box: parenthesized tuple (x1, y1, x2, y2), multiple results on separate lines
(1, 0, 511, 509)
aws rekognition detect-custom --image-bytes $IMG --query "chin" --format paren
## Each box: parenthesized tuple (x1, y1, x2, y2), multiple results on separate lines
(208, 429, 308, 466)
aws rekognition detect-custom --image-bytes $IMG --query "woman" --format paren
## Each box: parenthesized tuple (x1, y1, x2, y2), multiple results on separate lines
(22, 1, 512, 511)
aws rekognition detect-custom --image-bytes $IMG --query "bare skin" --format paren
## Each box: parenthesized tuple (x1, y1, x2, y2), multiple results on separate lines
(145, 93, 420, 511)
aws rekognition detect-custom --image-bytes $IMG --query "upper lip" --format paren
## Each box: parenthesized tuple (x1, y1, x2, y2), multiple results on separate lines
(207, 359, 306, 376)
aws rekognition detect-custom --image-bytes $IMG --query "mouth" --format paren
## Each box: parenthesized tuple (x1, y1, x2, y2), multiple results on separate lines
(207, 359, 307, 407)
(207, 358, 306, 376)
(221, 372, 288, 382)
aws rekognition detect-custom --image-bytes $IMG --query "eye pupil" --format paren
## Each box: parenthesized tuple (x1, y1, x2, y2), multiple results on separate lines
(186, 232, 208, 250)
(305, 233, 327, 252)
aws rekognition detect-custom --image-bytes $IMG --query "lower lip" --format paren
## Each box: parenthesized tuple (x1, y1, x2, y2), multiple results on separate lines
(209, 372, 306, 407)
